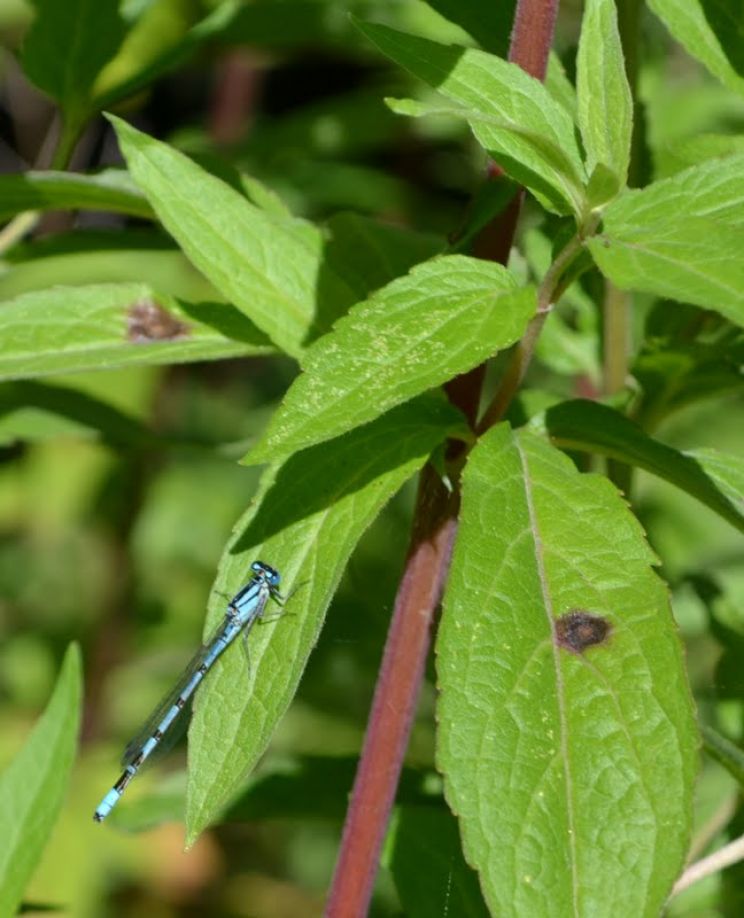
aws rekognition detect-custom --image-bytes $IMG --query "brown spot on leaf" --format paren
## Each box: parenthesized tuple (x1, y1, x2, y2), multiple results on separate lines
(555, 610, 611, 654)
(127, 300, 189, 343)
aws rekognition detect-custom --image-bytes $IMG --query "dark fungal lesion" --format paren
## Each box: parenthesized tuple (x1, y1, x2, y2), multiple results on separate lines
(555, 609, 612, 654)
(127, 299, 190, 342)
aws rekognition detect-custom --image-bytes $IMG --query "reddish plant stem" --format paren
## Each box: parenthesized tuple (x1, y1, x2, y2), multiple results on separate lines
(325, 3, 560, 914)
(326, 470, 457, 917)
(209, 49, 262, 146)
(509, 0, 559, 79)
(472, 185, 524, 263)
(477, 223, 589, 433)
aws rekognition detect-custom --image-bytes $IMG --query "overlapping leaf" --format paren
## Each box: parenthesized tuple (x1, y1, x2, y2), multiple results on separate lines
(21, 0, 125, 128)
(110, 117, 358, 358)
(664, 134, 744, 174)
(576, 0, 632, 198)
(387, 806, 490, 917)
(0, 283, 270, 381)
(93, 2, 238, 111)
(542, 399, 744, 534)
(0, 170, 151, 221)
(356, 20, 587, 217)
(0, 240, 219, 304)
(546, 53, 578, 121)
(601, 154, 744, 230)
(423, 0, 516, 57)
(323, 212, 441, 297)
(688, 447, 744, 513)
(437, 425, 697, 916)
(247, 255, 535, 463)
(590, 218, 744, 327)
(589, 156, 744, 327)
(647, 0, 744, 98)
(186, 394, 463, 840)
(633, 337, 744, 426)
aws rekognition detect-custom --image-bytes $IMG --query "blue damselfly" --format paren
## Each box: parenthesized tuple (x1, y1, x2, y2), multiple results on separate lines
(94, 560, 283, 822)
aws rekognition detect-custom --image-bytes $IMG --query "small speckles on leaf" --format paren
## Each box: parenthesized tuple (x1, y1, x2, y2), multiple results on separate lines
(555, 609, 611, 654)
(127, 299, 190, 342)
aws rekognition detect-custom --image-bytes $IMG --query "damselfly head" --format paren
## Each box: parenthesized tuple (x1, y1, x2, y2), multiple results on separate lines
(251, 559, 281, 589)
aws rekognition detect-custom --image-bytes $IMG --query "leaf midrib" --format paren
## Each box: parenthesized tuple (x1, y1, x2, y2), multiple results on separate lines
(515, 436, 580, 917)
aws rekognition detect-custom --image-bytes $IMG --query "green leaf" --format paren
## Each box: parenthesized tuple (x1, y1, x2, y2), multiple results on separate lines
(261, 156, 432, 219)
(109, 116, 358, 358)
(186, 393, 463, 840)
(585, 162, 623, 210)
(546, 52, 578, 122)
(21, 0, 125, 127)
(0, 169, 152, 221)
(228, 756, 371, 822)
(437, 425, 697, 916)
(535, 311, 599, 382)
(662, 134, 744, 175)
(0, 283, 271, 381)
(119, 757, 436, 831)
(226, 0, 384, 51)
(0, 380, 154, 447)
(93, 1, 238, 111)
(599, 153, 744, 231)
(576, 0, 632, 192)
(633, 338, 744, 427)
(688, 446, 744, 514)
(387, 806, 491, 918)
(589, 156, 744, 327)
(245, 85, 405, 163)
(0, 231, 221, 303)
(247, 256, 535, 463)
(387, 95, 586, 220)
(323, 212, 442, 299)
(589, 218, 744, 327)
(647, 0, 744, 98)
(0, 645, 82, 916)
(447, 176, 520, 253)
(541, 399, 744, 534)
(422, 0, 516, 57)
(357, 20, 587, 216)
(238, 174, 292, 219)
(229, 757, 434, 822)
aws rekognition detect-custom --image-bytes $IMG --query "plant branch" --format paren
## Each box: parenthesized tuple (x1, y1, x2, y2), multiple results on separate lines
(0, 110, 64, 255)
(0, 211, 39, 255)
(687, 795, 737, 863)
(477, 226, 590, 433)
(672, 834, 744, 897)
(603, 284, 630, 395)
(604, 0, 643, 489)
(325, 2, 561, 914)
(51, 115, 84, 171)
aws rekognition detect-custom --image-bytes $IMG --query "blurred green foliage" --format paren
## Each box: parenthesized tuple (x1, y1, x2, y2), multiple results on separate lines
(0, 0, 743, 915)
